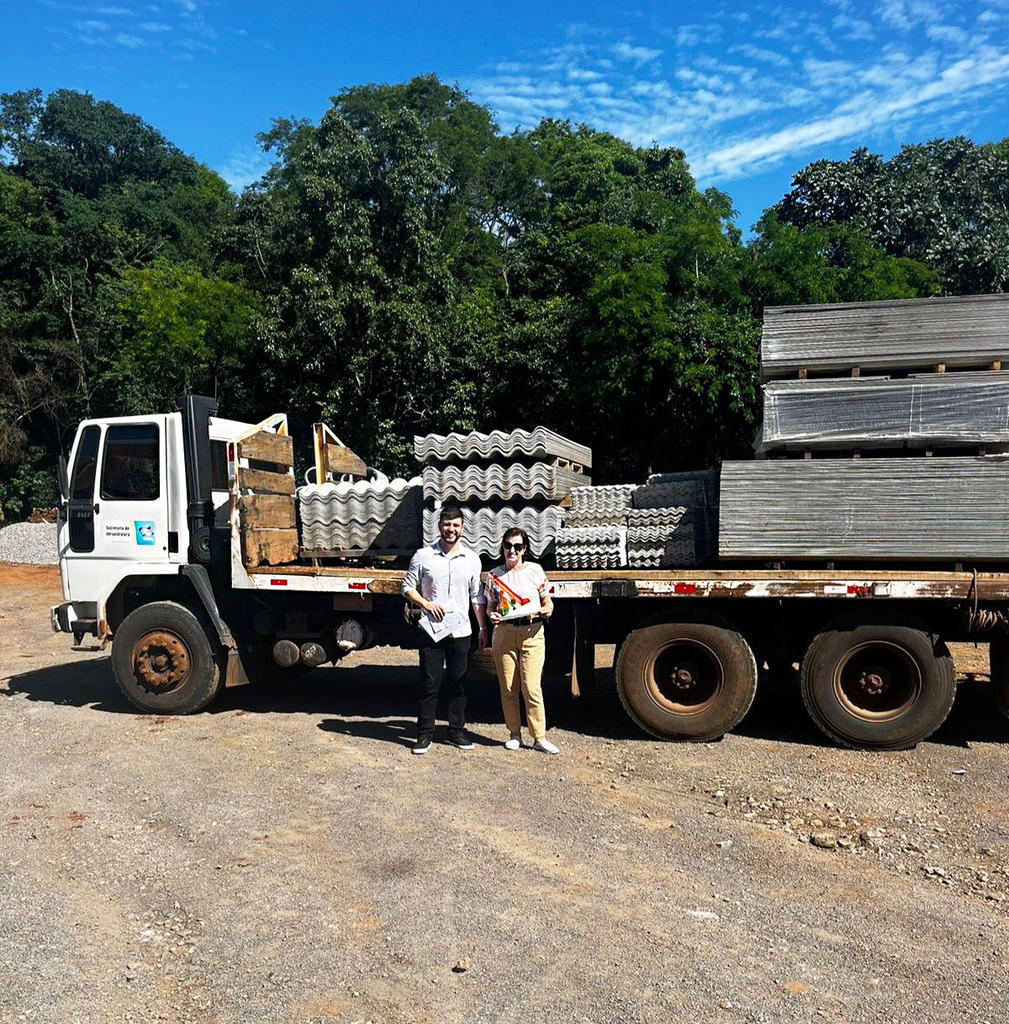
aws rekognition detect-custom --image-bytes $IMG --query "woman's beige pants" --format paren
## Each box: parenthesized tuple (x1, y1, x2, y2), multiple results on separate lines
(491, 621, 547, 739)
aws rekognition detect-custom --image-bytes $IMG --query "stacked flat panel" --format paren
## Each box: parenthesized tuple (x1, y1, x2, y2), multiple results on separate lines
(422, 463, 588, 502)
(633, 469, 718, 509)
(555, 526, 628, 569)
(299, 477, 422, 553)
(762, 373, 1009, 451)
(414, 427, 592, 469)
(718, 457, 1009, 561)
(423, 506, 564, 559)
(761, 294, 1009, 379)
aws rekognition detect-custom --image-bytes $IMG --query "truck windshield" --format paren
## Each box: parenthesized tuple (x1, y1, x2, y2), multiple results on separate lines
(101, 424, 160, 501)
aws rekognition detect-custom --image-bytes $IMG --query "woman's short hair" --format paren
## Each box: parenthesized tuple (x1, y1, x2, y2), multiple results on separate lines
(501, 526, 529, 554)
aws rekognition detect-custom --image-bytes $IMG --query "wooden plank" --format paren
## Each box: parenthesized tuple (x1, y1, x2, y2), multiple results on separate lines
(242, 528, 299, 566)
(324, 442, 367, 478)
(239, 431, 293, 466)
(240, 493, 296, 530)
(240, 466, 295, 495)
(249, 563, 1009, 582)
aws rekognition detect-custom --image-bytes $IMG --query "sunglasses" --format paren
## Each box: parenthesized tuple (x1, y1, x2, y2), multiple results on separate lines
(503, 542, 525, 552)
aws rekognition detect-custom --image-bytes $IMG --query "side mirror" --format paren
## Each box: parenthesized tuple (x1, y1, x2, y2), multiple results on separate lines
(57, 454, 69, 501)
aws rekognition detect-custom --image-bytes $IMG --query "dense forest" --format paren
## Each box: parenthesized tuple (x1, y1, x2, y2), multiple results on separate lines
(1, 77, 1007, 519)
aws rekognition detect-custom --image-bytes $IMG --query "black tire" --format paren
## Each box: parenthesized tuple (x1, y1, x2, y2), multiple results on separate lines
(800, 616, 955, 749)
(616, 618, 758, 741)
(111, 601, 222, 714)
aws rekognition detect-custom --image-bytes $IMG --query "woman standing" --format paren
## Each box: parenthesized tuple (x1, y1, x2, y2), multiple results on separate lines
(485, 527, 560, 754)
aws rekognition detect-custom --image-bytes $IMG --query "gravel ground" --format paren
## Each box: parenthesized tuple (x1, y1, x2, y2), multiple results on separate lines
(2, 564, 1009, 1024)
(0, 521, 58, 564)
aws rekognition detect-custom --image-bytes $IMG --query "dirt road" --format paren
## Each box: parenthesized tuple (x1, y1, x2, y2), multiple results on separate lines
(2, 564, 1008, 1024)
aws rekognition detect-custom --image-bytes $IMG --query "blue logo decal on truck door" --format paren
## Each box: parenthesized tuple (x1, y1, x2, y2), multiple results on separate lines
(134, 521, 155, 545)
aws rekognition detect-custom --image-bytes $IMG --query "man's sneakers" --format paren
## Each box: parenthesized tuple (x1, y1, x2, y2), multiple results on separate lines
(504, 733, 522, 751)
(411, 738, 432, 755)
(447, 730, 475, 750)
(533, 737, 560, 755)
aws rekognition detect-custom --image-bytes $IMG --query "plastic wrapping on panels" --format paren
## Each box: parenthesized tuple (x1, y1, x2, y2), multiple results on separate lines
(762, 373, 1009, 450)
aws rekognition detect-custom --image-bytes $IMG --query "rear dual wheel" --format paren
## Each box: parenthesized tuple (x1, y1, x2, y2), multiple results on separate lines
(616, 619, 758, 742)
(800, 616, 955, 749)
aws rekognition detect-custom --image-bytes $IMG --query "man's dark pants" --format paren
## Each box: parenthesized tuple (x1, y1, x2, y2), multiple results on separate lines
(417, 633, 471, 741)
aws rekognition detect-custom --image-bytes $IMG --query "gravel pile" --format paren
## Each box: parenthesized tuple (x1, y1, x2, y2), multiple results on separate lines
(0, 521, 58, 564)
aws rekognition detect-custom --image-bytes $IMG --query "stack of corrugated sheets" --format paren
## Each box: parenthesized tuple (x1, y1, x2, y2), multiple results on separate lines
(556, 474, 717, 568)
(723, 293, 1009, 562)
(416, 427, 591, 559)
(298, 476, 422, 554)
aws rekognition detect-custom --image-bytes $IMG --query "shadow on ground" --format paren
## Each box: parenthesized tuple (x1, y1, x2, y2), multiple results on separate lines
(6, 657, 1005, 749)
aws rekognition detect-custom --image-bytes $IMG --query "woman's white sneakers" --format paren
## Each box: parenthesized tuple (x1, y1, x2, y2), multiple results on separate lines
(503, 734, 560, 754)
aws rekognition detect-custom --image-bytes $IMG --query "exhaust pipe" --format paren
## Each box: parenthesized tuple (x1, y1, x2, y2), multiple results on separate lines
(272, 639, 301, 668)
(299, 641, 328, 668)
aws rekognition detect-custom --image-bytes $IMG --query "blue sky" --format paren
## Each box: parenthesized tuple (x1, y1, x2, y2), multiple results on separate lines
(6, 0, 1009, 233)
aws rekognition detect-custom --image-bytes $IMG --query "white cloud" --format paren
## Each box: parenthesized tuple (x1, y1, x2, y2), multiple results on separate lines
(728, 44, 791, 68)
(114, 31, 144, 47)
(612, 41, 661, 64)
(217, 148, 271, 192)
(141, 21, 171, 31)
(833, 13, 875, 39)
(926, 23, 969, 44)
(97, 6, 133, 13)
(75, 19, 109, 32)
(696, 45, 1009, 179)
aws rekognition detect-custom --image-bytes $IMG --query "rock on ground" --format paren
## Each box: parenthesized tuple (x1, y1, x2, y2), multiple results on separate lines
(0, 521, 58, 565)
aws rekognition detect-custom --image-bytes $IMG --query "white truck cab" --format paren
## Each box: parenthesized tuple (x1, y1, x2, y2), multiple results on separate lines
(54, 408, 252, 635)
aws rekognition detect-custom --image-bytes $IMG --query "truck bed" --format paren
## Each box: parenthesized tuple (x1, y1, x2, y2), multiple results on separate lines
(240, 563, 1009, 601)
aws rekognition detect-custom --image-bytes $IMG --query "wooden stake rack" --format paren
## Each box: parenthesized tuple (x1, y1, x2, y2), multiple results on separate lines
(313, 422, 367, 483)
(238, 422, 299, 567)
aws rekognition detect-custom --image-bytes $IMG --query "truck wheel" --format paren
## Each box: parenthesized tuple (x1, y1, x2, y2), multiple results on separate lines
(800, 617, 955, 749)
(616, 619, 758, 741)
(112, 601, 222, 714)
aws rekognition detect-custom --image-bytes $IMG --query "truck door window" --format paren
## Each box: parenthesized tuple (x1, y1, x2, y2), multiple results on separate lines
(101, 424, 160, 501)
(210, 440, 229, 491)
(70, 425, 101, 501)
(68, 425, 101, 552)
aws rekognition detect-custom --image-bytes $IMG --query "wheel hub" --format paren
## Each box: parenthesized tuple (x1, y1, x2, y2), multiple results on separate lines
(133, 631, 190, 692)
(834, 641, 921, 721)
(670, 661, 700, 690)
(648, 641, 723, 715)
(859, 667, 889, 697)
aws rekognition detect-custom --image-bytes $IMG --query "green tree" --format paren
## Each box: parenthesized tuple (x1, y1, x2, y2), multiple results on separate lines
(775, 138, 1009, 294)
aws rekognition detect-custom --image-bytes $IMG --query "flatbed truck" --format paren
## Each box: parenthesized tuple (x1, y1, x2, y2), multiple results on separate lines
(51, 396, 1009, 751)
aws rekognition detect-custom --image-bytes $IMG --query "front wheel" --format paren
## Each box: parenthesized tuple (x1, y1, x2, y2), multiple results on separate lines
(800, 616, 955, 749)
(111, 601, 222, 714)
(616, 619, 758, 741)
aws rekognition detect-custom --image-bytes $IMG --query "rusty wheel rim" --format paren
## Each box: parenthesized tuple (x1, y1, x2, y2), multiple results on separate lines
(644, 638, 724, 716)
(833, 640, 921, 722)
(132, 629, 191, 693)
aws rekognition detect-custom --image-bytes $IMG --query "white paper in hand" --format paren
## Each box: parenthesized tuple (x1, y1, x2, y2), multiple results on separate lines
(424, 607, 467, 641)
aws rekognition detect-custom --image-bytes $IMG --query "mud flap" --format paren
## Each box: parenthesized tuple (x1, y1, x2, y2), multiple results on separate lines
(571, 602, 594, 698)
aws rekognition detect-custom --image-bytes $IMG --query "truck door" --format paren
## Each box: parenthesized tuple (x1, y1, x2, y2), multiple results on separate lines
(60, 418, 171, 602)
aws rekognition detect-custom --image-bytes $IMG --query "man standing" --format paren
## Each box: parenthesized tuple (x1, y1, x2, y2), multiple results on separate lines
(402, 503, 487, 754)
